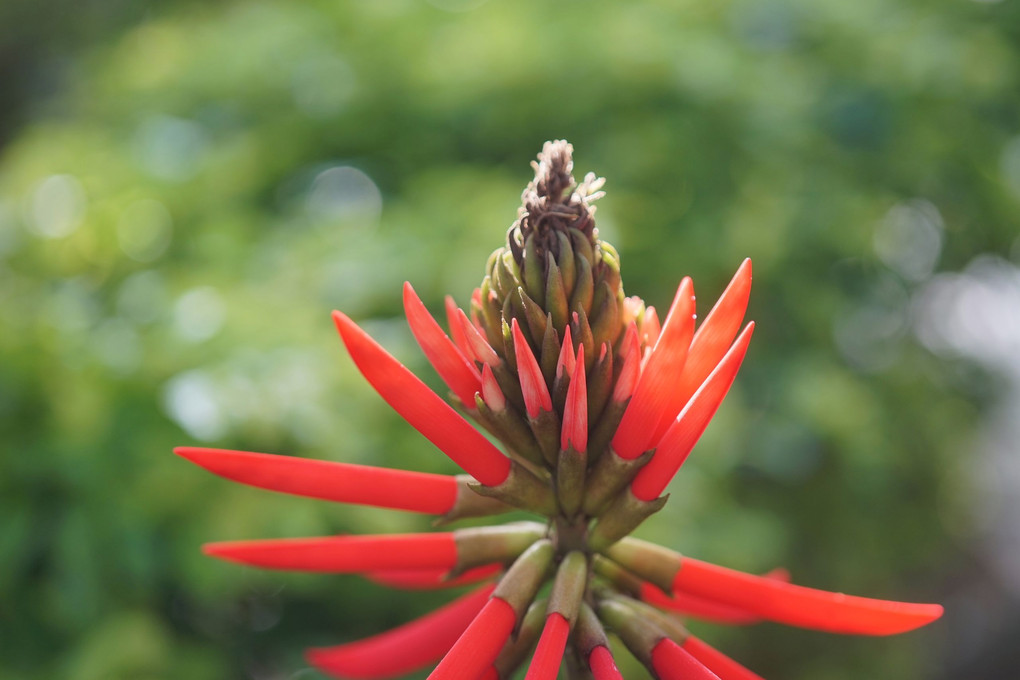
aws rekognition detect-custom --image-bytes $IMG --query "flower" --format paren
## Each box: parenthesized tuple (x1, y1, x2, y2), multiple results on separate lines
(177, 141, 943, 679)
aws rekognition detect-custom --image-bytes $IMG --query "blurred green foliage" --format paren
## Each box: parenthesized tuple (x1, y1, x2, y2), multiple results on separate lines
(2, 0, 1018, 678)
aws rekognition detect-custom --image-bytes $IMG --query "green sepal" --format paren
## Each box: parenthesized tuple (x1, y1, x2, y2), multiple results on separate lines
(585, 398, 627, 466)
(581, 446, 651, 517)
(492, 362, 527, 414)
(556, 230, 576, 295)
(569, 227, 595, 267)
(556, 446, 587, 519)
(523, 234, 546, 303)
(590, 281, 622, 354)
(517, 286, 548, 350)
(529, 408, 562, 467)
(569, 253, 594, 318)
(545, 252, 569, 333)
(571, 308, 595, 373)
(588, 486, 668, 551)
(539, 313, 560, 388)
(501, 316, 517, 372)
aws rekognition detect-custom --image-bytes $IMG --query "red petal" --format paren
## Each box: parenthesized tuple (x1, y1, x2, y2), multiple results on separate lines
(365, 564, 502, 590)
(641, 306, 661, 348)
(588, 646, 624, 680)
(557, 326, 576, 379)
(428, 596, 517, 680)
(203, 533, 457, 573)
(404, 282, 482, 407)
(333, 311, 511, 487)
(681, 637, 765, 680)
(561, 345, 587, 452)
(672, 558, 944, 635)
(455, 307, 500, 366)
(512, 319, 553, 418)
(611, 324, 640, 403)
(175, 447, 457, 515)
(445, 296, 471, 358)
(307, 584, 496, 679)
(651, 639, 721, 680)
(630, 322, 754, 502)
(524, 613, 570, 680)
(650, 259, 752, 443)
(480, 364, 506, 411)
(612, 278, 696, 460)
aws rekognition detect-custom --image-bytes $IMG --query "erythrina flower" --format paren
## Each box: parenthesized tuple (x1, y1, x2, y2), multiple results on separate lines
(177, 141, 943, 679)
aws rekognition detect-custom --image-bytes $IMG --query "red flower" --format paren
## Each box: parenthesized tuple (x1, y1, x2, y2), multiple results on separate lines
(177, 141, 942, 679)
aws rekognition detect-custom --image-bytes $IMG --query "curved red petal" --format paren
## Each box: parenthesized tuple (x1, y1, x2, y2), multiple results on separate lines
(203, 533, 458, 573)
(175, 447, 457, 515)
(524, 613, 570, 680)
(428, 596, 517, 680)
(512, 319, 553, 418)
(455, 307, 499, 366)
(561, 345, 587, 453)
(588, 646, 624, 680)
(681, 637, 765, 680)
(445, 296, 471, 358)
(404, 282, 482, 407)
(480, 364, 506, 411)
(650, 259, 752, 444)
(611, 324, 640, 403)
(672, 558, 944, 635)
(307, 583, 496, 679)
(365, 564, 503, 590)
(332, 311, 511, 487)
(612, 278, 696, 460)
(651, 639, 721, 680)
(630, 322, 754, 501)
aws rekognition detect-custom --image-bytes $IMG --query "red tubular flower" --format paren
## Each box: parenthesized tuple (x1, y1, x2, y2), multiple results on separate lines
(175, 447, 458, 514)
(671, 557, 943, 635)
(180, 141, 942, 680)
(306, 584, 496, 679)
(203, 533, 459, 572)
(332, 310, 511, 487)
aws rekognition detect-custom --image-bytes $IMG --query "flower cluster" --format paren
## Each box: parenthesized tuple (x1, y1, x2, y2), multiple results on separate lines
(177, 141, 942, 679)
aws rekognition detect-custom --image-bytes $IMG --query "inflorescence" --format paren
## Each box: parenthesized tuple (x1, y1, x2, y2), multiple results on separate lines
(176, 141, 942, 680)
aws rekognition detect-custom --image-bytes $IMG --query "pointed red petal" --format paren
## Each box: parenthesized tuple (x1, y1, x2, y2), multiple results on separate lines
(556, 326, 576, 380)
(612, 278, 696, 460)
(175, 447, 457, 515)
(611, 323, 641, 403)
(651, 639, 721, 680)
(650, 260, 752, 443)
(480, 363, 506, 411)
(641, 306, 661, 348)
(456, 307, 500, 366)
(630, 322, 754, 501)
(512, 319, 553, 418)
(589, 646, 624, 680)
(561, 345, 587, 453)
(427, 596, 517, 680)
(445, 296, 471, 357)
(307, 584, 496, 679)
(524, 613, 570, 680)
(681, 637, 764, 680)
(671, 557, 944, 635)
(365, 564, 502, 590)
(333, 311, 510, 486)
(203, 533, 457, 573)
(404, 282, 482, 407)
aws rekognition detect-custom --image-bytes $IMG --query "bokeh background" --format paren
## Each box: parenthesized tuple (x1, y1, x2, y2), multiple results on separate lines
(3, 0, 1020, 678)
